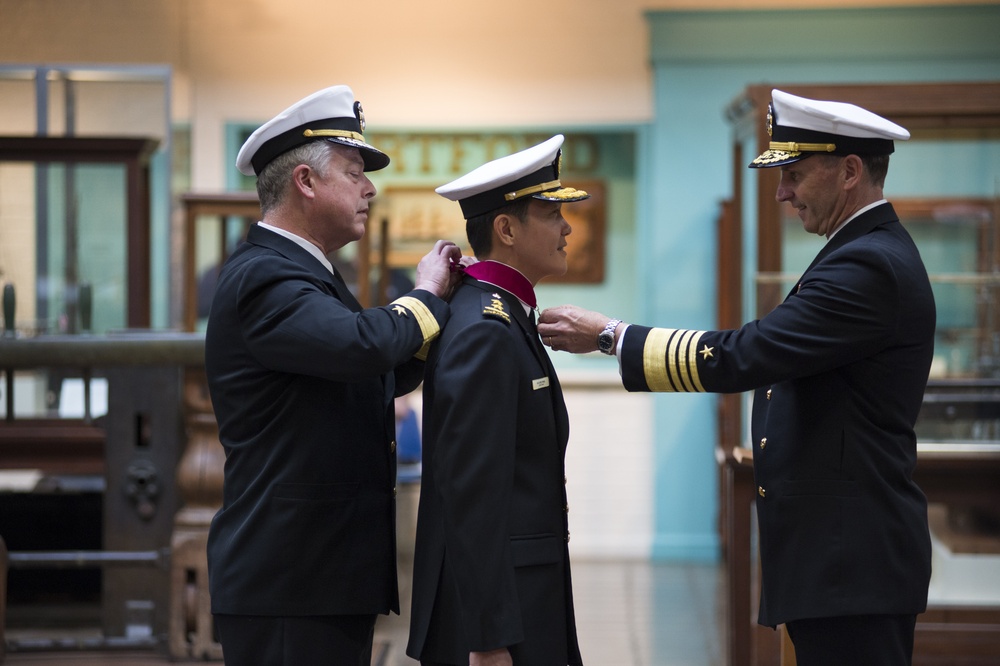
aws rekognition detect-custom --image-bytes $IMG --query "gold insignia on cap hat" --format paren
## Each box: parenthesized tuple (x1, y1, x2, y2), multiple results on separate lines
(536, 186, 590, 202)
(354, 101, 366, 131)
(504, 180, 563, 201)
(235, 85, 389, 176)
(503, 151, 589, 203)
(749, 89, 908, 169)
(303, 128, 367, 142)
(436, 134, 591, 219)
(751, 149, 800, 166)
(769, 141, 837, 153)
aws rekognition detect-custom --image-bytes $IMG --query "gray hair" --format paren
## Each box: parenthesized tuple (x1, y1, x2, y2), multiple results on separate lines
(814, 152, 890, 188)
(255, 141, 335, 214)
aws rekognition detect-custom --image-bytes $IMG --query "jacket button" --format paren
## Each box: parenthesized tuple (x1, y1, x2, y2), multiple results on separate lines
(758, 486, 766, 498)
(566, 531, 571, 543)
(393, 486, 398, 498)
(766, 389, 772, 400)
(390, 440, 397, 454)
(564, 503, 570, 514)
(760, 437, 767, 450)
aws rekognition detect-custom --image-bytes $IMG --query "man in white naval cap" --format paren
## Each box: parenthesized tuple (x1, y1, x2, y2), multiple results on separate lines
(407, 135, 588, 666)
(205, 85, 463, 665)
(540, 91, 935, 665)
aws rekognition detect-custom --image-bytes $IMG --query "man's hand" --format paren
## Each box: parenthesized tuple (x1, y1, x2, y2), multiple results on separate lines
(470, 648, 512, 666)
(538, 304, 612, 353)
(414, 239, 464, 300)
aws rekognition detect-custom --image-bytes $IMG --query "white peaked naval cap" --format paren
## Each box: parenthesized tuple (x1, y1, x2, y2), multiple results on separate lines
(436, 134, 590, 219)
(751, 89, 910, 168)
(236, 85, 389, 177)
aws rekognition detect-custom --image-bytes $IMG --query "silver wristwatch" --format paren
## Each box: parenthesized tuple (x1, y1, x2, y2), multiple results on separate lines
(597, 319, 622, 355)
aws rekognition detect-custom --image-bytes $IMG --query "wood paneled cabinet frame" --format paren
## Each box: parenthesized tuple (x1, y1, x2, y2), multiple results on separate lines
(179, 192, 261, 332)
(0, 136, 159, 329)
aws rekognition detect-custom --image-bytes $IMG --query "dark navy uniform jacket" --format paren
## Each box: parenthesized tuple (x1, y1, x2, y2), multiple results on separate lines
(621, 202, 935, 627)
(408, 276, 582, 665)
(205, 224, 448, 617)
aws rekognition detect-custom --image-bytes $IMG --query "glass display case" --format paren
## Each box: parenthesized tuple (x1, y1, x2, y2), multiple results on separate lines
(0, 136, 158, 334)
(1, 137, 158, 420)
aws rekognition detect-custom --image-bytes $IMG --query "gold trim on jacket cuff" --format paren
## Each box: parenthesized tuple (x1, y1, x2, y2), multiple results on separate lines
(390, 296, 440, 353)
(642, 328, 706, 393)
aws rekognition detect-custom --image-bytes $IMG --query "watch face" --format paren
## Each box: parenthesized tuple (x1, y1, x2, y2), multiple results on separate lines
(598, 333, 613, 352)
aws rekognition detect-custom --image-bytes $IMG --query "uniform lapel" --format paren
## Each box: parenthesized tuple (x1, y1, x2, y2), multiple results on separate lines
(525, 309, 570, 450)
(248, 224, 364, 312)
(472, 278, 569, 448)
(329, 268, 364, 313)
(786, 202, 897, 301)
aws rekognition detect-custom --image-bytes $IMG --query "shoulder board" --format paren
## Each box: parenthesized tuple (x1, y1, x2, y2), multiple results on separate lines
(481, 292, 511, 325)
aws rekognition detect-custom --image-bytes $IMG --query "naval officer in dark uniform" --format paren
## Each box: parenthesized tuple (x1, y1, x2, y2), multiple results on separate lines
(407, 135, 589, 666)
(539, 90, 935, 666)
(205, 85, 463, 666)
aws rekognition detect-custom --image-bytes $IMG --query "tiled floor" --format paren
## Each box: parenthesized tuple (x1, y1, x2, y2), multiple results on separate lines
(374, 559, 726, 666)
(3, 560, 725, 666)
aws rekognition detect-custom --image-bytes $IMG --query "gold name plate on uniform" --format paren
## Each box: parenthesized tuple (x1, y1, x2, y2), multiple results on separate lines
(532, 377, 550, 390)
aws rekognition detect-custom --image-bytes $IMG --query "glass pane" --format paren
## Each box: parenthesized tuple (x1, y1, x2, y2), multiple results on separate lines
(0, 161, 128, 335)
(771, 201, 1000, 381)
(0, 369, 108, 419)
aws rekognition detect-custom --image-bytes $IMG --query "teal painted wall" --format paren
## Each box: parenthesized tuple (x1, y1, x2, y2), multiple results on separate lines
(645, 4, 1000, 560)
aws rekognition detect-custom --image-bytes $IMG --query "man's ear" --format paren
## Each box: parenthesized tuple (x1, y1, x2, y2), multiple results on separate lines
(841, 155, 863, 190)
(291, 164, 317, 199)
(493, 213, 517, 248)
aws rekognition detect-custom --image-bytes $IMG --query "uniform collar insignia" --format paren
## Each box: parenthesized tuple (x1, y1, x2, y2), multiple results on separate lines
(481, 292, 511, 325)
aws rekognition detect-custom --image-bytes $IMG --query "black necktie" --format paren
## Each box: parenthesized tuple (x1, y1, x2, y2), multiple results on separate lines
(527, 309, 568, 446)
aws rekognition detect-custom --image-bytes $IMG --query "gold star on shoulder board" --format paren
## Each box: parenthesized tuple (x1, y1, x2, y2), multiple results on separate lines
(699, 344, 714, 360)
(392, 305, 408, 316)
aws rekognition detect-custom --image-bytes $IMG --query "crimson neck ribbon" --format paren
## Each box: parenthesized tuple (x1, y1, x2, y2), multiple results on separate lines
(463, 260, 537, 310)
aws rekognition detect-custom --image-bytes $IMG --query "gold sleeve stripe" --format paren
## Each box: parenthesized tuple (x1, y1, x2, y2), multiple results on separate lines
(643, 328, 675, 391)
(415, 339, 433, 362)
(679, 329, 706, 393)
(391, 296, 440, 348)
(642, 328, 707, 393)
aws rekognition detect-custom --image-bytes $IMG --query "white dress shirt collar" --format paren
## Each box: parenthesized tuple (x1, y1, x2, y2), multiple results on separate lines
(257, 221, 335, 275)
